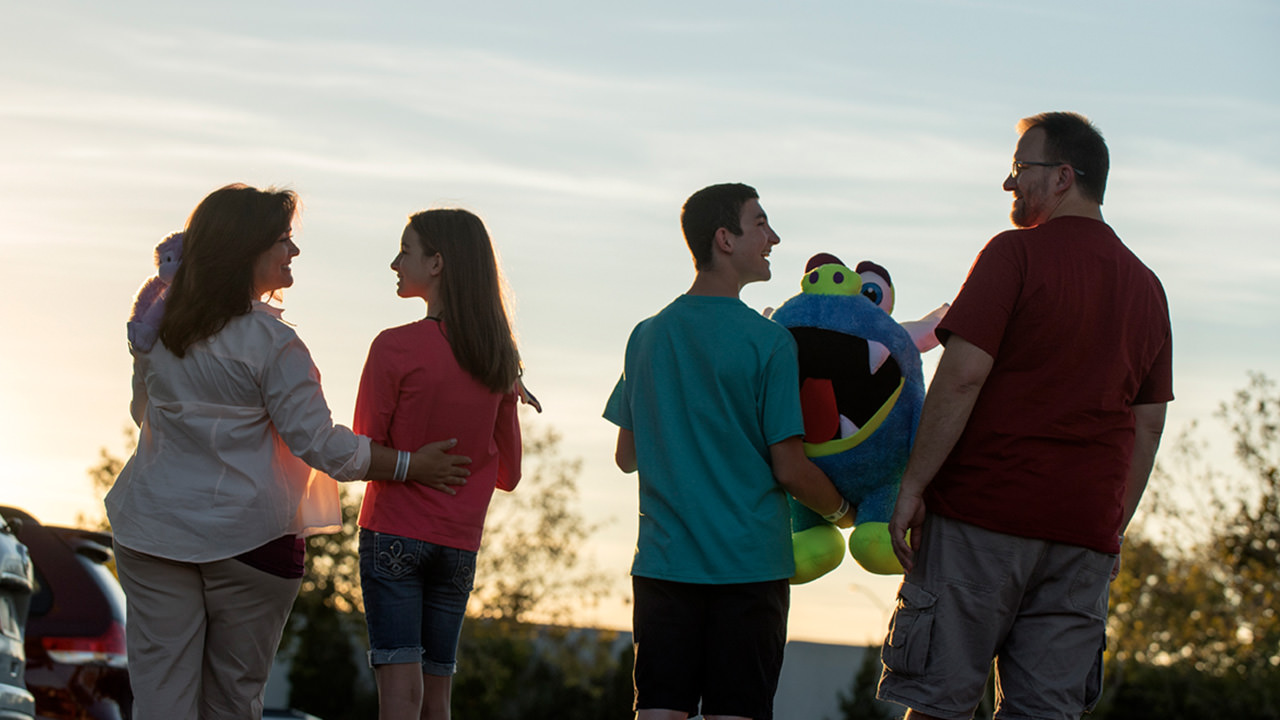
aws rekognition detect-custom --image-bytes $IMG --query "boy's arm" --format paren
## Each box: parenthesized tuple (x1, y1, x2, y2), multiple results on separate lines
(615, 428, 637, 473)
(770, 436, 853, 528)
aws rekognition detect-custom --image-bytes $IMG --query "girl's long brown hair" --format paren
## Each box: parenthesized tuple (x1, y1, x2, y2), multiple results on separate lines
(159, 184, 298, 357)
(408, 209, 520, 393)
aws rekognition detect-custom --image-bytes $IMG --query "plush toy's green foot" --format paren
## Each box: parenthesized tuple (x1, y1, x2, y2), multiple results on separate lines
(849, 522, 905, 575)
(791, 524, 845, 584)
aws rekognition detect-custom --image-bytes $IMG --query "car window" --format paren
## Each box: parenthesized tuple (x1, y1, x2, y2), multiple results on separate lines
(77, 555, 127, 621)
(28, 565, 50, 618)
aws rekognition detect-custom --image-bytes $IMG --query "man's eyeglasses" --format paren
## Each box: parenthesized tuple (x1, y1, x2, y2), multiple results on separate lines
(1011, 160, 1086, 178)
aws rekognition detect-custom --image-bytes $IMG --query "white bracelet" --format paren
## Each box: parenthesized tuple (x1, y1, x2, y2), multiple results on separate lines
(823, 498, 850, 524)
(393, 450, 410, 482)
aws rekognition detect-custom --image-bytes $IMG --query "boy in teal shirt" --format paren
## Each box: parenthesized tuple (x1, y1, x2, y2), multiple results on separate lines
(604, 183, 852, 720)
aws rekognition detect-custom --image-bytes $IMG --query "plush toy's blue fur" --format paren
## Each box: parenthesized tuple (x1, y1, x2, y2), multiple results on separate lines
(770, 273, 928, 578)
(772, 292, 924, 529)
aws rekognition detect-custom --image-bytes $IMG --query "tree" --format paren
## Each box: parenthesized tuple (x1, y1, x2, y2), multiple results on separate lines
(467, 421, 614, 624)
(452, 623, 633, 720)
(79, 426, 136, 531)
(285, 588, 373, 719)
(1101, 373, 1280, 717)
(451, 420, 631, 719)
(1216, 372, 1280, 675)
(280, 483, 377, 720)
(830, 647, 895, 720)
(289, 483, 365, 619)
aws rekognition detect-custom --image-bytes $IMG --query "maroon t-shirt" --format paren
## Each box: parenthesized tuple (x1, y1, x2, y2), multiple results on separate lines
(926, 216, 1173, 553)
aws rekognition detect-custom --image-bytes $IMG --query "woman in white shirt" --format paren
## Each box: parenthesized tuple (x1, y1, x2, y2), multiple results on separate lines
(106, 183, 468, 719)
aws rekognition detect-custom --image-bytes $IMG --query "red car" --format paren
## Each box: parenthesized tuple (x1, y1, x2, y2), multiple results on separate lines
(0, 508, 130, 720)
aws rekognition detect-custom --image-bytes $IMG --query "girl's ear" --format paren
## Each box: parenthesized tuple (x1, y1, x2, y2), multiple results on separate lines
(429, 252, 444, 277)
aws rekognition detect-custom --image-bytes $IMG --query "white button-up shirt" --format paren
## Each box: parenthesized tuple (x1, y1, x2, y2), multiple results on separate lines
(107, 302, 371, 562)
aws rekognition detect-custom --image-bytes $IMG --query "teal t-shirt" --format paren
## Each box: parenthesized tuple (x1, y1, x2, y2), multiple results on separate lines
(603, 294, 804, 583)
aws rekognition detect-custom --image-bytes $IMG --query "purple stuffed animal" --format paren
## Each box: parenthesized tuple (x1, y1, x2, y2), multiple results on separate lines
(127, 231, 183, 352)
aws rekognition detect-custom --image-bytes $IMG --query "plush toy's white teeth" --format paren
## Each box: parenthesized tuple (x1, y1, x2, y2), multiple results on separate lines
(868, 341, 890, 375)
(838, 414, 859, 439)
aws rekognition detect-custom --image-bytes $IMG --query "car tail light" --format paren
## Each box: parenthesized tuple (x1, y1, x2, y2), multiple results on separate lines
(40, 620, 127, 668)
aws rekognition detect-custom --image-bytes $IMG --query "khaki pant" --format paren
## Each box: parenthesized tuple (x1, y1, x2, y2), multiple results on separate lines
(115, 542, 302, 720)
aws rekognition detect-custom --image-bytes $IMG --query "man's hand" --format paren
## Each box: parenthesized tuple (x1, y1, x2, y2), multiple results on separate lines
(409, 439, 471, 495)
(889, 489, 927, 573)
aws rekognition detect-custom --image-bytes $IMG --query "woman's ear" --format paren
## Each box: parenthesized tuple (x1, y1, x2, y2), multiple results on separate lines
(429, 252, 444, 277)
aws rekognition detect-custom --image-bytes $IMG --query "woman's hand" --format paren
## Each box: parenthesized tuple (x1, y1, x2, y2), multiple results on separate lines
(409, 439, 472, 495)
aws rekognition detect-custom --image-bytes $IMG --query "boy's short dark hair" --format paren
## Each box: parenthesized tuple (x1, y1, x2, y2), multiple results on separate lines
(681, 183, 759, 270)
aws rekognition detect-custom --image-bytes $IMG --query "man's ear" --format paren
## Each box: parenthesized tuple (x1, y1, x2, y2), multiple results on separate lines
(1053, 165, 1078, 196)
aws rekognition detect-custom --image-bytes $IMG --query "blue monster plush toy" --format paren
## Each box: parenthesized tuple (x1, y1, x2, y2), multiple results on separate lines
(769, 253, 946, 581)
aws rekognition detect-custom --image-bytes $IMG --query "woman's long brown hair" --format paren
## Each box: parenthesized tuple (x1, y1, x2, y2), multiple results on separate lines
(159, 184, 298, 357)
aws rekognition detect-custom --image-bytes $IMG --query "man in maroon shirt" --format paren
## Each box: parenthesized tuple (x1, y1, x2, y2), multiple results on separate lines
(877, 112, 1172, 720)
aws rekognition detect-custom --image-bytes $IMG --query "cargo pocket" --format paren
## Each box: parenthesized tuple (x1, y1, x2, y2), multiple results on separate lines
(881, 581, 937, 677)
(1068, 551, 1113, 620)
(1083, 633, 1106, 711)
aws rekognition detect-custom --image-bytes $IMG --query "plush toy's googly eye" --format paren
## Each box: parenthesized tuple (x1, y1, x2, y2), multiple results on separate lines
(857, 269, 895, 314)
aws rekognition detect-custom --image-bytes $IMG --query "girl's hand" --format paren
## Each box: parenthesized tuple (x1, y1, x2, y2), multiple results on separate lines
(409, 439, 471, 495)
(516, 378, 542, 413)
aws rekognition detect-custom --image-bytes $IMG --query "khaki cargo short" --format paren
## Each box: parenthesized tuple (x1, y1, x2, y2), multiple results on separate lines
(876, 513, 1112, 720)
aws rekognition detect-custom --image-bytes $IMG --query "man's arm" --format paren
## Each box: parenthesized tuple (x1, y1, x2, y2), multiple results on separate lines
(889, 335, 994, 571)
(615, 428, 637, 474)
(771, 436, 854, 528)
(1111, 402, 1167, 579)
(1121, 402, 1166, 534)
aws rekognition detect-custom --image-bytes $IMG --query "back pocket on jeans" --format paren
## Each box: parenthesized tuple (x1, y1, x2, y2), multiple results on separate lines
(374, 536, 419, 581)
(882, 581, 937, 677)
(452, 551, 476, 594)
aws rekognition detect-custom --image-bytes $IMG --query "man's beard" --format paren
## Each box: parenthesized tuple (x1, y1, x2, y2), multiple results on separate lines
(1010, 195, 1039, 228)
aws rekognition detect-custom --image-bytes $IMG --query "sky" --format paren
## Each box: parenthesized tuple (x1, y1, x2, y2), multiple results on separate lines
(2, 0, 1277, 645)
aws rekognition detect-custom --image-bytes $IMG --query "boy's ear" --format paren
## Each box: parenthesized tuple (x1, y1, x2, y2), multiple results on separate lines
(713, 226, 735, 255)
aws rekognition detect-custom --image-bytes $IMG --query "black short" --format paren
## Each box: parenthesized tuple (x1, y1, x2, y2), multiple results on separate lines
(631, 575, 789, 719)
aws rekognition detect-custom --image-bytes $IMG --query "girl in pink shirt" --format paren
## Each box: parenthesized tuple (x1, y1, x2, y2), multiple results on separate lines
(355, 209, 524, 720)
